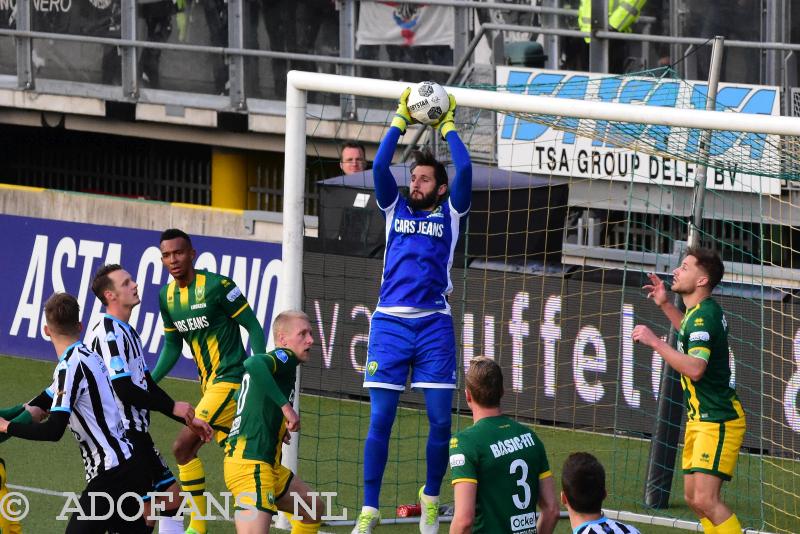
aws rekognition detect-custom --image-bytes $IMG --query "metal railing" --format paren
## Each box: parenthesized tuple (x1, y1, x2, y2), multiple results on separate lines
(1, 0, 797, 115)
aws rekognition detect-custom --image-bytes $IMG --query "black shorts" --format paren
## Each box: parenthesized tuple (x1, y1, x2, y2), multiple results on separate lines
(127, 430, 176, 494)
(66, 458, 149, 534)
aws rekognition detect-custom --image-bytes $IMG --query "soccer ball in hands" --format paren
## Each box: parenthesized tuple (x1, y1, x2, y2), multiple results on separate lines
(406, 81, 451, 125)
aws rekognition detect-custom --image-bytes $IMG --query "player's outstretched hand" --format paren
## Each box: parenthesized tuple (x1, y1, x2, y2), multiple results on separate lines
(431, 94, 457, 139)
(188, 418, 213, 443)
(631, 324, 659, 348)
(643, 272, 668, 306)
(282, 403, 301, 433)
(24, 404, 46, 422)
(172, 401, 196, 426)
(391, 87, 415, 133)
(0, 418, 8, 433)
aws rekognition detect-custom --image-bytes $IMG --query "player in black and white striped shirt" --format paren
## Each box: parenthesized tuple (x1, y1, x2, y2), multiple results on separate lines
(89, 264, 212, 534)
(561, 452, 641, 534)
(0, 292, 149, 533)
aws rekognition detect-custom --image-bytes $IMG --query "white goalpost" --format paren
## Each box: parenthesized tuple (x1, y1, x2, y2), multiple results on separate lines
(278, 69, 800, 532)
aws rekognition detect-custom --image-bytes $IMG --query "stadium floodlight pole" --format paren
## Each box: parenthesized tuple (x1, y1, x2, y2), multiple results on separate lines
(643, 35, 725, 510)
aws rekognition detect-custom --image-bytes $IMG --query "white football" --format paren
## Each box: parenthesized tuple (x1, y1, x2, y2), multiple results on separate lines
(407, 81, 450, 125)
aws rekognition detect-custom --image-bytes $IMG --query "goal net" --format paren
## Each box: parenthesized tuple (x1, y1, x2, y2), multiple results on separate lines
(279, 68, 800, 533)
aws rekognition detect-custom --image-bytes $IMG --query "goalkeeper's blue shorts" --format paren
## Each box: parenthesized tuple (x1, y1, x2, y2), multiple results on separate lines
(364, 311, 457, 391)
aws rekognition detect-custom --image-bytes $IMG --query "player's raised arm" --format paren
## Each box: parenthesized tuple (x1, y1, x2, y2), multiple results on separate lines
(643, 272, 683, 330)
(433, 94, 472, 215)
(373, 88, 415, 209)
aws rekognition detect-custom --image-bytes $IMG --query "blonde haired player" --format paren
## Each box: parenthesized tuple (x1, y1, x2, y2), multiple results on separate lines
(224, 311, 323, 534)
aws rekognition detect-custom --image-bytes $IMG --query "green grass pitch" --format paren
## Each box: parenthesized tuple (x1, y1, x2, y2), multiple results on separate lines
(0, 354, 793, 533)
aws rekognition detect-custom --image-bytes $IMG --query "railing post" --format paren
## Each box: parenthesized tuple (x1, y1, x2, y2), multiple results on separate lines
(453, 0, 469, 75)
(121, 0, 138, 98)
(589, 0, 609, 72)
(15, 0, 33, 90)
(762, 0, 781, 86)
(228, 0, 247, 110)
(339, 0, 357, 120)
(543, 0, 560, 70)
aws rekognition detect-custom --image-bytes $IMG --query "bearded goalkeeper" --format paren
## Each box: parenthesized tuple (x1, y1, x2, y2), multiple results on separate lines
(353, 88, 472, 534)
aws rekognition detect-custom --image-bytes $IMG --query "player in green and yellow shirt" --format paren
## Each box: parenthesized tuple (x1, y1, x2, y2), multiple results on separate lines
(0, 403, 45, 534)
(633, 247, 745, 534)
(224, 310, 323, 534)
(152, 228, 268, 534)
(449, 357, 559, 534)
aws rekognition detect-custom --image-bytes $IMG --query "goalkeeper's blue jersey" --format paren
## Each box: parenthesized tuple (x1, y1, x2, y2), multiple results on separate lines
(372, 126, 472, 313)
(377, 194, 465, 312)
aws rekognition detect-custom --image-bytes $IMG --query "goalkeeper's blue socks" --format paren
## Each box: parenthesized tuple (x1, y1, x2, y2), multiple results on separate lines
(363, 388, 401, 507)
(423, 388, 453, 497)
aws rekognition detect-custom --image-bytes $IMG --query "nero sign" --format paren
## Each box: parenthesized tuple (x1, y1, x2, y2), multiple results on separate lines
(0, 215, 281, 379)
(302, 252, 800, 455)
(496, 67, 781, 195)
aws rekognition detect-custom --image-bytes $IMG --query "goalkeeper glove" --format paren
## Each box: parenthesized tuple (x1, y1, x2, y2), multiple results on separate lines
(391, 87, 414, 133)
(431, 94, 457, 139)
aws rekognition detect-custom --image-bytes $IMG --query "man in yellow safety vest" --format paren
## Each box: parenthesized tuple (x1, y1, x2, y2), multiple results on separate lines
(578, 0, 647, 42)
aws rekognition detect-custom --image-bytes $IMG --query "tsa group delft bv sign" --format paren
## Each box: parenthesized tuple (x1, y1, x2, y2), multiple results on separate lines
(0, 215, 282, 380)
(496, 67, 782, 195)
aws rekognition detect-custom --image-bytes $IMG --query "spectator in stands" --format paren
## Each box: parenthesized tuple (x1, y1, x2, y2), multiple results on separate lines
(685, 0, 759, 84)
(245, 0, 338, 99)
(577, 0, 648, 73)
(201, 0, 229, 94)
(138, 0, 177, 88)
(356, 2, 453, 83)
(340, 141, 368, 176)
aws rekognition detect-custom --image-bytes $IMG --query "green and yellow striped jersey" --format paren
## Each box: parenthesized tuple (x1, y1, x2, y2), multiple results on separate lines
(224, 349, 298, 464)
(159, 270, 252, 389)
(677, 298, 744, 422)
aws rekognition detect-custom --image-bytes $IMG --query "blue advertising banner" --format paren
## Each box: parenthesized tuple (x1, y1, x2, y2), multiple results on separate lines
(496, 67, 781, 194)
(0, 215, 282, 380)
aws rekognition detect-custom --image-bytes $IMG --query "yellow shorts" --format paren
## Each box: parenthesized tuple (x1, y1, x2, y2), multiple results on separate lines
(223, 459, 294, 514)
(682, 416, 746, 481)
(0, 459, 22, 534)
(196, 381, 240, 445)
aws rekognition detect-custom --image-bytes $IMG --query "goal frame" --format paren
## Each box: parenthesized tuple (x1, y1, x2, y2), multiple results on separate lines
(278, 69, 800, 532)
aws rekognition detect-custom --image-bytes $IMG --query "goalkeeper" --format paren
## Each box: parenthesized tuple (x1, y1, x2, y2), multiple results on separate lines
(353, 88, 472, 534)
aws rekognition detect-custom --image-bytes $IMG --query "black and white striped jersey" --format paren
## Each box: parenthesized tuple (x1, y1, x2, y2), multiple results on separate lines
(574, 517, 641, 534)
(87, 313, 150, 433)
(48, 341, 133, 481)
